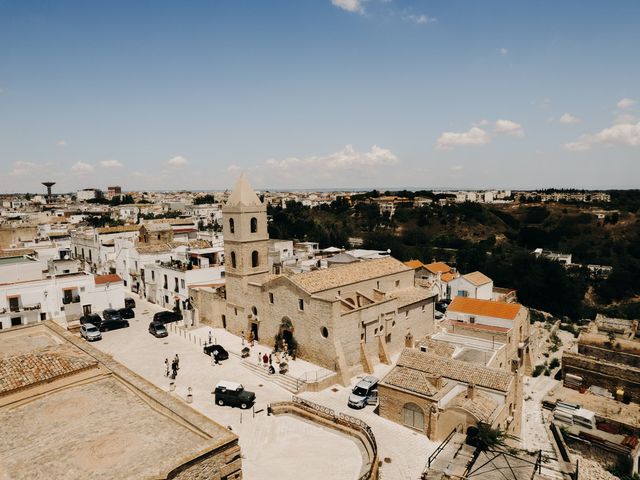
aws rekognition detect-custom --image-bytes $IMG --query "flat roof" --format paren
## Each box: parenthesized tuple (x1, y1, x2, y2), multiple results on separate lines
(0, 256, 36, 266)
(0, 323, 238, 480)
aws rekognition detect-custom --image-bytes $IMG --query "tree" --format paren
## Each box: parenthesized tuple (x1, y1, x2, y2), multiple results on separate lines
(194, 194, 216, 205)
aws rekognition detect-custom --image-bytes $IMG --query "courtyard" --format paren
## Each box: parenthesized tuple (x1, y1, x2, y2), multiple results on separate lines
(89, 296, 437, 479)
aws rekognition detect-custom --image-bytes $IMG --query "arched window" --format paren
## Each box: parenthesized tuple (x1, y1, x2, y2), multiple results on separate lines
(251, 250, 259, 268)
(250, 217, 258, 233)
(403, 403, 424, 431)
(230, 252, 236, 269)
(229, 218, 235, 233)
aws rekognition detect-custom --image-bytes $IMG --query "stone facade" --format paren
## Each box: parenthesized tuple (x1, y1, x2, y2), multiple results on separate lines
(378, 349, 522, 441)
(222, 174, 436, 381)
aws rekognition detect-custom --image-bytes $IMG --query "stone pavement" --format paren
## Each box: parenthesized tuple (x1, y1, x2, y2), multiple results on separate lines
(89, 296, 439, 479)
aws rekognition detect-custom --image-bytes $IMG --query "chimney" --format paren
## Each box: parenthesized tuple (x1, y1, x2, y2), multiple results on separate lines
(434, 376, 443, 390)
(467, 383, 476, 400)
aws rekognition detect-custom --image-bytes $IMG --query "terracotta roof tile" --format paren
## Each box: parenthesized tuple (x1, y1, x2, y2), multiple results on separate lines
(448, 297, 522, 321)
(404, 260, 424, 269)
(391, 348, 512, 392)
(383, 366, 441, 397)
(96, 225, 140, 234)
(94, 274, 123, 285)
(463, 271, 492, 286)
(0, 351, 97, 395)
(424, 262, 452, 274)
(291, 257, 411, 294)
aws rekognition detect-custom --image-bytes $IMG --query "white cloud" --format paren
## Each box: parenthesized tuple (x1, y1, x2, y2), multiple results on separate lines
(615, 113, 636, 125)
(559, 113, 580, 124)
(331, 0, 363, 14)
(168, 156, 189, 167)
(71, 161, 94, 174)
(494, 119, 524, 137)
(404, 14, 435, 24)
(100, 159, 124, 169)
(436, 119, 524, 150)
(265, 145, 398, 170)
(617, 98, 636, 110)
(436, 127, 491, 150)
(10, 161, 38, 176)
(56, 140, 67, 147)
(564, 121, 640, 151)
(499, 47, 508, 56)
(227, 145, 399, 188)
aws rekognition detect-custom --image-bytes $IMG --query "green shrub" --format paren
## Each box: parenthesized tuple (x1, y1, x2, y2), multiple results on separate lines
(532, 365, 545, 377)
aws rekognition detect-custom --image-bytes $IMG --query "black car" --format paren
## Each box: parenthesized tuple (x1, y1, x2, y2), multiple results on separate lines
(148, 321, 168, 338)
(79, 313, 102, 326)
(124, 297, 136, 309)
(153, 310, 182, 324)
(119, 307, 135, 319)
(149, 322, 169, 338)
(435, 300, 451, 314)
(100, 309, 129, 332)
(214, 381, 255, 409)
(203, 344, 229, 361)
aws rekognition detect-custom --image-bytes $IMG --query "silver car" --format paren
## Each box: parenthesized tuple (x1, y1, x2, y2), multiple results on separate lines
(80, 323, 102, 342)
(348, 376, 379, 409)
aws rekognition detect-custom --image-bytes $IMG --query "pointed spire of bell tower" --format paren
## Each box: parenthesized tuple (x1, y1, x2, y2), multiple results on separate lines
(226, 172, 262, 207)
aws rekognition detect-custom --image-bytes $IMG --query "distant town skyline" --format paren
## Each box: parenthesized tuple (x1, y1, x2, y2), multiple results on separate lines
(1, 1, 639, 192)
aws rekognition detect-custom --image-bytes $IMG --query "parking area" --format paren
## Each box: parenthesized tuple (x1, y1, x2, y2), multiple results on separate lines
(87, 296, 437, 480)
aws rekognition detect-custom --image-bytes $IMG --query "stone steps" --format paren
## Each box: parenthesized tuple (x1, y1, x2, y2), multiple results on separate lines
(240, 360, 300, 393)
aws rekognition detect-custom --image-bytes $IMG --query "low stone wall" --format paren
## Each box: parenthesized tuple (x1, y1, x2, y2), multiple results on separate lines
(269, 397, 379, 480)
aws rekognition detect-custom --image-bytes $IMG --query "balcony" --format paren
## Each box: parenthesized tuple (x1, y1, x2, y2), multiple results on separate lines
(62, 295, 81, 305)
(0, 303, 41, 315)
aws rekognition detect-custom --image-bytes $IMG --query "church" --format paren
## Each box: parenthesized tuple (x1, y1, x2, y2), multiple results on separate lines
(223, 174, 437, 382)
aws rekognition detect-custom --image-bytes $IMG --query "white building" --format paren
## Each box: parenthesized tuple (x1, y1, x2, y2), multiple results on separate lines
(0, 255, 125, 329)
(77, 188, 102, 202)
(447, 271, 493, 300)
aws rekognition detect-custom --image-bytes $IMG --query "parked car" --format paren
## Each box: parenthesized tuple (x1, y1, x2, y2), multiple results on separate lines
(214, 380, 255, 409)
(119, 307, 135, 319)
(435, 300, 451, 313)
(124, 297, 136, 309)
(348, 376, 379, 409)
(80, 323, 102, 342)
(99, 309, 129, 332)
(153, 310, 182, 324)
(203, 344, 229, 361)
(79, 313, 102, 326)
(148, 321, 168, 338)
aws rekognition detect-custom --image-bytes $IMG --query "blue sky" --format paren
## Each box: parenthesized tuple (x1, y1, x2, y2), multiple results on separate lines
(1, 0, 639, 193)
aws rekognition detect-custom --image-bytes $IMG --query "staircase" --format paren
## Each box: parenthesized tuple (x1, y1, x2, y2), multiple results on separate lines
(240, 360, 301, 393)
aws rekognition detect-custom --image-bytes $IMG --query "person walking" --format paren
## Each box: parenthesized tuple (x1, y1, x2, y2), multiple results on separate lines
(257, 352, 262, 365)
(164, 358, 169, 377)
(213, 349, 220, 365)
(262, 352, 269, 367)
(174, 354, 180, 370)
(208, 331, 212, 345)
(171, 360, 177, 379)
(241, 331, 245, 346)
(210, 351, 216, 366)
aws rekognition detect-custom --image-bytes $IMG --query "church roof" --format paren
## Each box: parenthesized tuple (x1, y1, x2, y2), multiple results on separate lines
(226, 173, 262, 207)
(291, 256, 411, 294)
(392, 348, 512, 392)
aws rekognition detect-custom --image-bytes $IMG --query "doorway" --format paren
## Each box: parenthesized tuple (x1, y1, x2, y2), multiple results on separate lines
(82, 304, 92, 317)
(250, 322, 259, 341)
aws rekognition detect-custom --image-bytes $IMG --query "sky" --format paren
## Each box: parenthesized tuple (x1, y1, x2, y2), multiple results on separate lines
(0, 0, 639, 193)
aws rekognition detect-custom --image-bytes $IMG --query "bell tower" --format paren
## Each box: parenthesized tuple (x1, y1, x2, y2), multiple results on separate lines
(223, 173, 269, 327)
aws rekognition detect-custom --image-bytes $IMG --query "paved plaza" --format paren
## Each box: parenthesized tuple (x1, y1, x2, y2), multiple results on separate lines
(89, 297, 438, 479)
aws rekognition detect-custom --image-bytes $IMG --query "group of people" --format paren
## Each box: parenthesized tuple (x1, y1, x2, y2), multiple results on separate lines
(165, 354, 180, 379)
(257, 347, 290, 375)
(241, 330, 256, 347)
